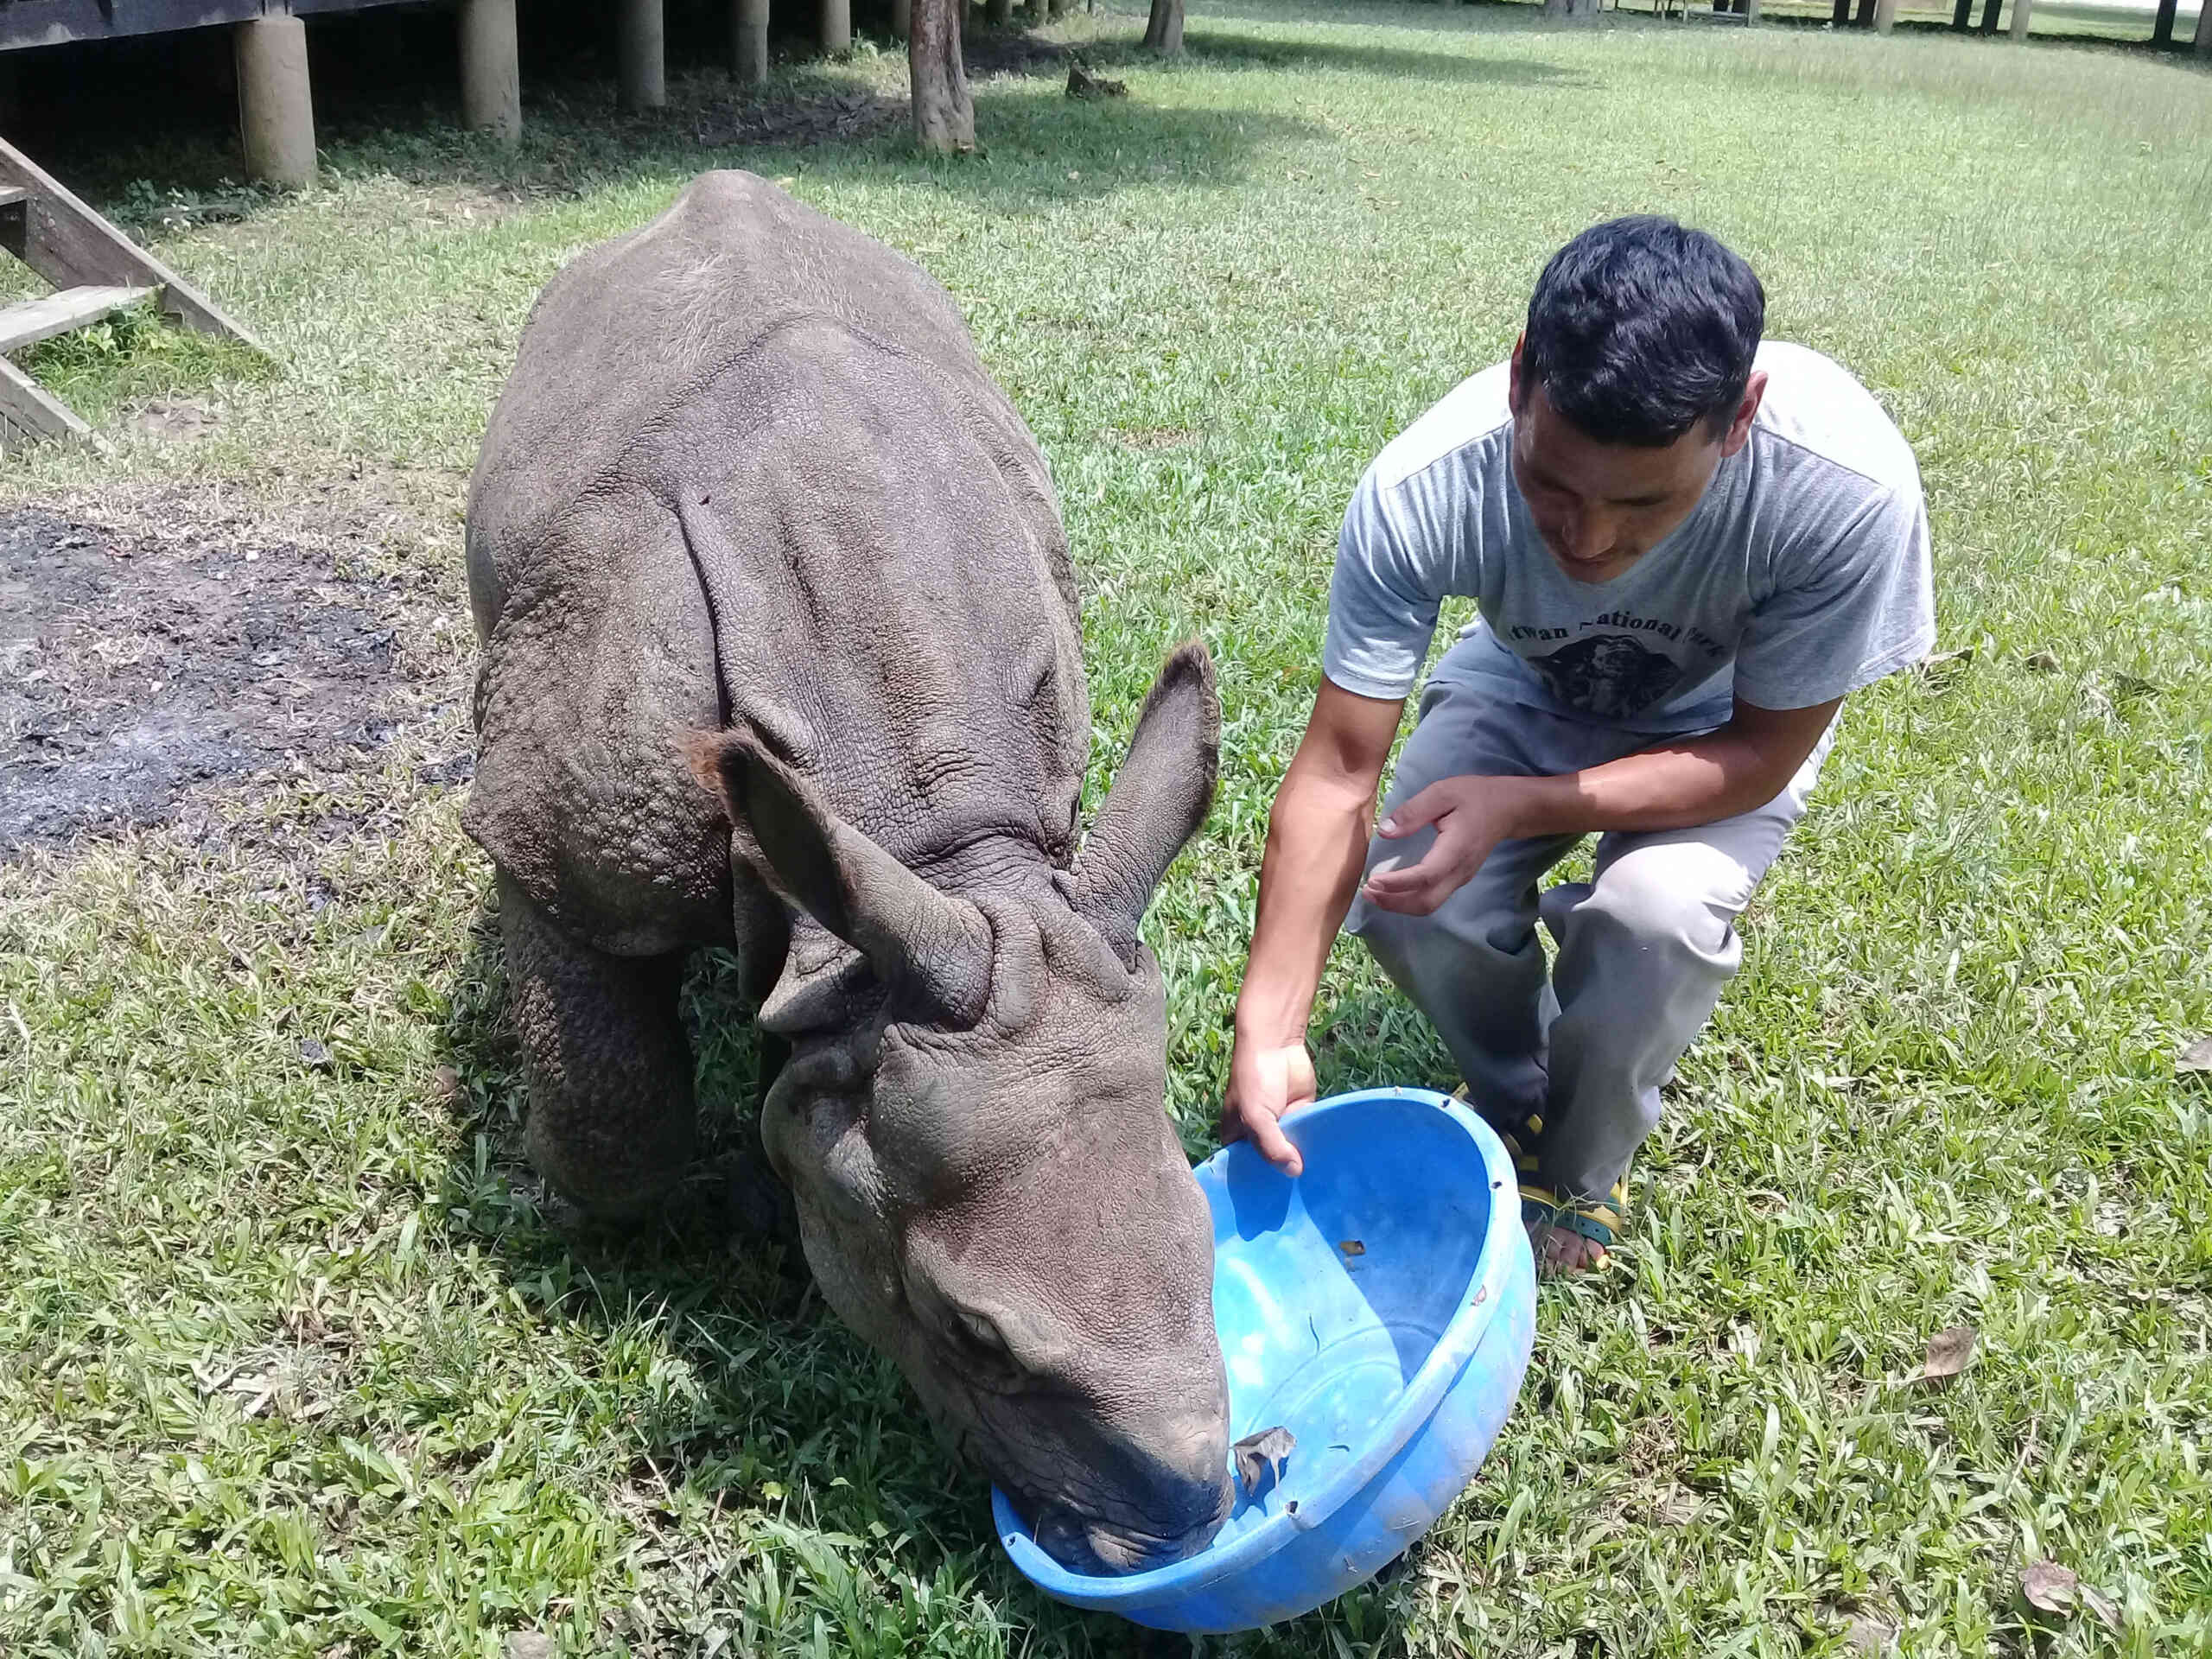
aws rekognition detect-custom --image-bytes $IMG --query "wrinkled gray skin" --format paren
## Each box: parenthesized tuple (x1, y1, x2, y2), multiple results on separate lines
(462, 171, 1231, 1573)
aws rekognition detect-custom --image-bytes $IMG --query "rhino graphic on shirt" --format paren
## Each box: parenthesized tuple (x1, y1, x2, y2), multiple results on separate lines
(1526, 632, 1685, 720)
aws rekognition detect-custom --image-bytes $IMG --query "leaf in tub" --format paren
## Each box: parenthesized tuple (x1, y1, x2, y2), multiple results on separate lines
(1338, 1240, 1365, 1257)
(1233, 1426, 1297, 1495)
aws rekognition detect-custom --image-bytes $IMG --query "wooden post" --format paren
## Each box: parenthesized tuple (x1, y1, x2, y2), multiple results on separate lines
(459, 0, 521, 144)
(891, 0, 912, 38)
(2150, 0, 2177, 42)
(1874, 0, 1897, 29)
(1979, 0, 2001, 29)
(2196, 0, 2210, 55)
(1832, 0, 1852, 24)
(823, 0, 853, 53)
(2009, 0, 2031, 37)
(1744, 0, 1760, 23)
(734, 0, 771, 79)
(1952, 0, 1973, 24)
(1853, 0, 1873, 25)
(988, 0, 1013, 23)
(618, 0, 666, 111)
(235, 16, 315, 188)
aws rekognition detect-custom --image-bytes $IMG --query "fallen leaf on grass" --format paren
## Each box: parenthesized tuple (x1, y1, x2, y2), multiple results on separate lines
(298, 1038, 332, 1068)
(2177, 1035, 2212, 1074)
(1916, 646, 1973, 685)
(2023, 649, 2061, 673)
(432, 1064, 463, 1103)
(1841, 1612, 1896, 1654)
(1232, 1426, 1295, 1494)
(1920, 1324, 1975, 1385)
(2020, 1560, 2076, 1612)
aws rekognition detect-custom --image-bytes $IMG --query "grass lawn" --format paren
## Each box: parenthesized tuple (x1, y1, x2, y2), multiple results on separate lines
(4, 3, 2210, 1653)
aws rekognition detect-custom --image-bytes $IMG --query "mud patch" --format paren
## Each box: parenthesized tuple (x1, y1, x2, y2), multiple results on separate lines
(0, 506, 467, 855)
(691, 89, 904, 149)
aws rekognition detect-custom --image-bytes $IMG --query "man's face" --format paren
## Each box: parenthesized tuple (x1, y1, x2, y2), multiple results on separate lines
(1508, 338, 1765, 586)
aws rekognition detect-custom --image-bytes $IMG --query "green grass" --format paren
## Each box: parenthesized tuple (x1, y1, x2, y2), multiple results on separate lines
(4, 3, 2211, 1654)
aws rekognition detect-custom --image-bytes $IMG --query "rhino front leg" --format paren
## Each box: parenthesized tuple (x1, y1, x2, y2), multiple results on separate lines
(498, 870, 696, 1221)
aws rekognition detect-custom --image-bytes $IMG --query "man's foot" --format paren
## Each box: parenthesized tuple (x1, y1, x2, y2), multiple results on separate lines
(1529, 1218, 1610, 1276)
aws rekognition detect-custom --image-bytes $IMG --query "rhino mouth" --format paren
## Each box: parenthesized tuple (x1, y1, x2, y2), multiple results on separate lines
(1030, 1491, 1230, 1577)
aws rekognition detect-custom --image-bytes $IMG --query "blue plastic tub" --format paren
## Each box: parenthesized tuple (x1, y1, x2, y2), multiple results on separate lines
(994, 1086, 1537, 1632)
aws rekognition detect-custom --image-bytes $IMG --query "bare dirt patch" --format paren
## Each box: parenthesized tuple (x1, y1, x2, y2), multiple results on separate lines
(0, 502, 471, 855)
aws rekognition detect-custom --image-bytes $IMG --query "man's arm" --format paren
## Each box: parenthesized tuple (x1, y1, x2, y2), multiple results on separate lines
(1222, 678, 1405, 1176)
(1361, 694, 1840, 916)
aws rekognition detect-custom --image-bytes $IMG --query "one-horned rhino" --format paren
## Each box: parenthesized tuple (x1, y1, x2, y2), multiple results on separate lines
(461, 171, 1232, 1571)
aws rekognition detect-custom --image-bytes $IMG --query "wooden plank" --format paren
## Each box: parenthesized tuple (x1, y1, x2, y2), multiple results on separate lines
(0, 0, 414, 53)
(0, 186, 28, 210)
(0, 353, 88, 447)
(0, 283, 154, 354)
(0, 138, 266, 353)
(2196, 0, 2210, 55)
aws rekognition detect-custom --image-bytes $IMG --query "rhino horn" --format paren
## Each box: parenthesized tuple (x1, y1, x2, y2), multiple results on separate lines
(688, 728, 995, 1026)
(1071, 640, 1222, 968)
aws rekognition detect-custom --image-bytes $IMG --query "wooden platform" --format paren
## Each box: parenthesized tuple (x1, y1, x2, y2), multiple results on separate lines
(0, 0, 414, 54)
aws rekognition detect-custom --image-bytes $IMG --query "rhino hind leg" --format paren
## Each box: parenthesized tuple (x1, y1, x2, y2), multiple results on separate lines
(498, 870, 697, 1222)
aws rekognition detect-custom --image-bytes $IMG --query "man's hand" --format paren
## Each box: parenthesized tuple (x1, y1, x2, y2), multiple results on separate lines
(1359, 775, 1532, 916)
(1222, 1033, 1316, 1178)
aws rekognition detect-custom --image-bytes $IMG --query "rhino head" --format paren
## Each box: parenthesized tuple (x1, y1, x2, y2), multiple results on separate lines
(691, 644, 1232, 1573)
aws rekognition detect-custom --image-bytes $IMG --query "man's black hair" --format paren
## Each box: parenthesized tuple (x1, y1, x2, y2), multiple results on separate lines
(1518, 215, 1765, 448)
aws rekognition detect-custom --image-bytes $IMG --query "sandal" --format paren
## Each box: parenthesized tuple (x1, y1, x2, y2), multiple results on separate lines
(1517, 1179, 1626, 1253)
(1450, 1083, 1626, 1251)
(1449, 1083, 1544, 1174)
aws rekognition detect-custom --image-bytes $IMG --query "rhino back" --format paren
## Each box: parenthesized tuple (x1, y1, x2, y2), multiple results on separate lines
(466, 172, 1086, 949)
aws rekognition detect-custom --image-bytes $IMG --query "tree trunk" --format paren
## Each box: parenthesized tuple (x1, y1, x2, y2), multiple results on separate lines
(1143, 0, 1184, 52)
(910, 0, 974, 153)
(734, 0, 770, 81)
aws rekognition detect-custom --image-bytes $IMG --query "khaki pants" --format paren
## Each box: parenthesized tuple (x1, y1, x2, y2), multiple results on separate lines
(1345, 650, 1834, 1203)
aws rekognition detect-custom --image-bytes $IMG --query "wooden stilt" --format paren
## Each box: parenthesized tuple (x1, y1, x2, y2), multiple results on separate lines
(459, 0, 521, 145)
(2009, 0, 2031, 38)
(234, 15, 315, 188)
(618, 0, 666, 111)
(1979, 0, 2001, 30)
(892, 0, 912, 35)
(1952, 0, 1973, 25)
(2151, 0, 2177, 42)
(734, 0, 771, 79)
(1874, 0, 1897, 29)
(2195, 0, 2210, 54)
(822, 0, 853, 53)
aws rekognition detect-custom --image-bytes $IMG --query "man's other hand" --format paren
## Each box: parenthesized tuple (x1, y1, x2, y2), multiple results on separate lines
(1360, 775, 1529, 916)
(1223, 1035, 1315, 1178)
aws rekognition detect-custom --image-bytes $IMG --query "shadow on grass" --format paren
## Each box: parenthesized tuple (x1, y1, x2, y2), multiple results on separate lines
(1177, 27, 1583, 81)
(427, 893, 1136, 1643)
(428, 886, 1427, 1649)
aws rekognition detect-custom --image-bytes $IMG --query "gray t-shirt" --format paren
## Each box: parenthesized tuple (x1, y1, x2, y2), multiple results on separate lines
(1323, 341, 1936, 734)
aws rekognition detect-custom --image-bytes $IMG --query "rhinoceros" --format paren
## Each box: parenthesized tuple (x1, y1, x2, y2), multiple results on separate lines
(461, 171, 1232, 1572)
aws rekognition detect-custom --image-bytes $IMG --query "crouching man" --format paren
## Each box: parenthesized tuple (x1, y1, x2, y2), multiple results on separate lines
(1222, 216, 1934, 1274)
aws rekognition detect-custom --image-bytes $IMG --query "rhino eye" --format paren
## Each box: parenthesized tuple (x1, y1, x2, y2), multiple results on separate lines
(955, 1306, 1010, 1358)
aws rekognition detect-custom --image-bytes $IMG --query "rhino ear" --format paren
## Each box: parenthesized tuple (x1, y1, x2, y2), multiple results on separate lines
(1071, 640, 1222, 968)
(686, 729, 995, 1026)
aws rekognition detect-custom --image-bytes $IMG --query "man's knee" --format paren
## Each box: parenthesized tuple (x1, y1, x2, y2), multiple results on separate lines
(1573, 842, 1751, 960)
